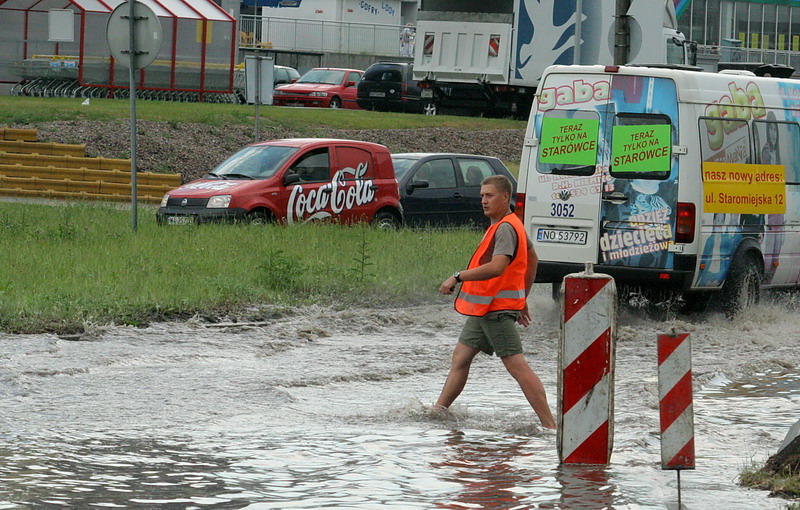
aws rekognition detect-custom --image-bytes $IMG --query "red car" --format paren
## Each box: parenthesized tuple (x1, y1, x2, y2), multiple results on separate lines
(272, 67, 363, 109)
(156, 139, 402, 227)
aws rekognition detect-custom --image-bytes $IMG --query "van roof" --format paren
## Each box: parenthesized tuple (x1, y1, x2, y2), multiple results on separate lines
(251, 138, 387, 149)
(540, 64, 800, 105)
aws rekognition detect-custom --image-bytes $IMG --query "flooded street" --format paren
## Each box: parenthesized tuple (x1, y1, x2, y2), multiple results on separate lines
(1, 289, 798, 509)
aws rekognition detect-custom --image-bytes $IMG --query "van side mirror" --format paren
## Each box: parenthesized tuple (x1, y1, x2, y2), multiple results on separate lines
(346, 81, 356, 87)
(283, 172, 301, 185)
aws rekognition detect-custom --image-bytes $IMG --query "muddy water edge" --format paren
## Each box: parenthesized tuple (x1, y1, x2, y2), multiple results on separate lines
(0, 289, 798, 509)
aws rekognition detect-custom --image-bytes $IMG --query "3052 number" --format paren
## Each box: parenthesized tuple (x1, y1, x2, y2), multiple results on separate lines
(550, 203, 575, 217)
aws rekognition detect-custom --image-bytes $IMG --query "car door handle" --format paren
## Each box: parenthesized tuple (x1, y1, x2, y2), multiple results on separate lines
(452, 192, 462, 198)
(370, 185, 378, 191)
(602, 192, 628, 203)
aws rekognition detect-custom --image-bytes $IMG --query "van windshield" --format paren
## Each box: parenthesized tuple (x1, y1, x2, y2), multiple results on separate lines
(207, 146, 299, 180)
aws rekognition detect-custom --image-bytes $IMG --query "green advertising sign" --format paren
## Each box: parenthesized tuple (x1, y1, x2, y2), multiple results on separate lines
(611, 124, 672, 172)
(539, 117, 599, 166)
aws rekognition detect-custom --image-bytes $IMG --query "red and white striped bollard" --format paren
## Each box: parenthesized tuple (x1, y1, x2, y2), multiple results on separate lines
(558, 262, 617, 465)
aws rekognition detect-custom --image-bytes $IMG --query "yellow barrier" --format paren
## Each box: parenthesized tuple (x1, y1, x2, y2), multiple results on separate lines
(0, 140, 86, 157)
(0, 128, 38, 142)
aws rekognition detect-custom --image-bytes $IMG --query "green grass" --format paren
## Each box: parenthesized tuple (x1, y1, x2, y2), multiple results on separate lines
(0, 200, 480, 333)
(740, 459, 800, 506)
(0, 96, 524, 132)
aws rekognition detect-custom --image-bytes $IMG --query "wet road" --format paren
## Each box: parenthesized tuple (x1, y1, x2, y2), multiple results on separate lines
(0, 291, 798, 509)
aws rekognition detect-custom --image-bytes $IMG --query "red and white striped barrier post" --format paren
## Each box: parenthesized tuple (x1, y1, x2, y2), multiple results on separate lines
(658, 331, 695, 506)
(558, 262, 617, 465)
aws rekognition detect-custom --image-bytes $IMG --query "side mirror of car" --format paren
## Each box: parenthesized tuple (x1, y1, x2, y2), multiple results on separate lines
(283, 172, 301, 186)
(291, 78, 298, 83)
(346, 81, 356, 87)
(406, 180, 429, 193)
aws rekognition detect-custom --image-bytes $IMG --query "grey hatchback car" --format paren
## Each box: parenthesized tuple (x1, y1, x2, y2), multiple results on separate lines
(391, 153, 517, 228)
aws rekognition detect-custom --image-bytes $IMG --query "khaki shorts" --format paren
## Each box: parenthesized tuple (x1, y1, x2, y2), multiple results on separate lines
(458, 312, 522, 358)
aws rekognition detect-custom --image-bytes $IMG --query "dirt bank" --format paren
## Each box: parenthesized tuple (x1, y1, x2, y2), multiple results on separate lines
(29, 120, 526, 182)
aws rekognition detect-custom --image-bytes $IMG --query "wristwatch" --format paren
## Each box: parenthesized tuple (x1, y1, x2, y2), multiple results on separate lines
(453, 271, 462, 283)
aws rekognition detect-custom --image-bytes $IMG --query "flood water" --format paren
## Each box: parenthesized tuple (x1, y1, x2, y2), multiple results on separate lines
(1, 289, 798, 509)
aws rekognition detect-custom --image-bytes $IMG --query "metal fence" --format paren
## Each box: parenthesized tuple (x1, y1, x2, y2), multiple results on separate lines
(238, 15, 414, 57)
(698, 44, 800, 73)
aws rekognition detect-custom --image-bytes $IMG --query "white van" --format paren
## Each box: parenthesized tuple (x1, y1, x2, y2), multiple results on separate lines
(516, 64, 800, 312)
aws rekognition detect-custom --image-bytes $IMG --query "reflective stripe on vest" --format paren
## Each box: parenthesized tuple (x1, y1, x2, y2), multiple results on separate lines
(455, 213, 528, 316)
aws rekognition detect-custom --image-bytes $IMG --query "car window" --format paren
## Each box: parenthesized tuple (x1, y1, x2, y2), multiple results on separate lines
(391, 158, 416, 180)
(457, 159, 495, 187)
(380, 70, 402, 82)
(412, 159, 457, 189)
(274, 69, 287, 84)
(289, 148, 331, 182)
(346, 72, 361, 86)
(336, 147, 374, 179)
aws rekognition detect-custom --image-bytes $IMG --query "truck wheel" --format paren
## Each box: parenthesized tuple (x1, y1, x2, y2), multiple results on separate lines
(422, 100, 437, 115)
(721, 254, 762, 316)
(329, 96, 342, 109)
(373, 211, 399, 229)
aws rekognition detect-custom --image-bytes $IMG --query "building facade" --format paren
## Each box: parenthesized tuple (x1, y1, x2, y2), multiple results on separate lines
(678, 0, 800, 71)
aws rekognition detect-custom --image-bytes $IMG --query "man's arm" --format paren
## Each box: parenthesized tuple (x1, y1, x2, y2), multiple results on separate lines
(439, 255, 510, 295)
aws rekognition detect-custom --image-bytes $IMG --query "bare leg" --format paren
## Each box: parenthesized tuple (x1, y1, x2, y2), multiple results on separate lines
(434, 342, 481, 409)
(501, 353, 556, 429)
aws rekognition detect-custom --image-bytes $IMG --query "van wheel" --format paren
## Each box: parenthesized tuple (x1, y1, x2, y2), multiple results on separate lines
(373, 211, 399, 229)
(329, 96, 342, 109)
(680, 291, 712, 313)
(422, 100, 437, 115)
(721, 254, 761, 316)
(247, 210, 274, 225)
(551, 282, 562, 302)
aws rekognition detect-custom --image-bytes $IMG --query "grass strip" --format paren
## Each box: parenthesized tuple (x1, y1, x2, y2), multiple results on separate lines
(0, 97, 524, 131)
(740, 459, 800, 506)
(0, 200, 480, 333)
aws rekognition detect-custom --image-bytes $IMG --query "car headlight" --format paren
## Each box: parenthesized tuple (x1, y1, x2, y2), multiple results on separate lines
(310, 91, 328, 97)
(207, 195, 232, 208)
(160, 194, 169, 207)
(274, 90, 287, 95)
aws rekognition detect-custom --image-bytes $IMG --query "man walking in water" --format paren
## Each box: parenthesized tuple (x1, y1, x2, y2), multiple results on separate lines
(436, 175, 556, 429)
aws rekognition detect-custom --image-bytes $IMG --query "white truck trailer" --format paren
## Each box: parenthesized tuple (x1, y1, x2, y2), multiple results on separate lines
(412, 0, 696, 117)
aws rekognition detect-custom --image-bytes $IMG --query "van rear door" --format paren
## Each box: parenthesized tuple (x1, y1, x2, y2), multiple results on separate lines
(526, 76, 612, 265)
(598, 75, 679, 270)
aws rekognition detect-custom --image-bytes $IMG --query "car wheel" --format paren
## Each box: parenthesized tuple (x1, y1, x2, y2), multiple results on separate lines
(721, 253, 761, 316)
(247, 210, 274, 225)
(372, 211, 399, 229)
(422, 100, 437, 116)
(329, 96, 342, 109)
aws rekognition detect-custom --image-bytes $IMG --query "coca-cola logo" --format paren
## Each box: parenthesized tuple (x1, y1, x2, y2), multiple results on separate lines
(287, 162, 376, 224)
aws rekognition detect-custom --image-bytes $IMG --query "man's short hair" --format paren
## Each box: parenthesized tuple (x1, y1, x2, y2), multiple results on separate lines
(482, 174, 513, 198)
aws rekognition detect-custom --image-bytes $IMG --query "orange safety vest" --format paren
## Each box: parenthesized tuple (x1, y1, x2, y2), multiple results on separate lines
(455, 212, 527, 316)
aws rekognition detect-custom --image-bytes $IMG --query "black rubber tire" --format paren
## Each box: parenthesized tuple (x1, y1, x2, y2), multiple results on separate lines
(680, 291, 713, 313)
(721, 254, 762, 316)
(247, 210, 273, 225)
(372, 211, 399, 229)
(551, 282, 562, 302)
(329, 96, 342, 109)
